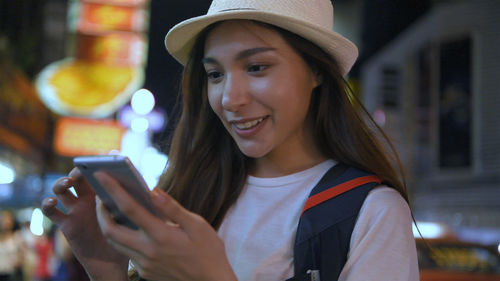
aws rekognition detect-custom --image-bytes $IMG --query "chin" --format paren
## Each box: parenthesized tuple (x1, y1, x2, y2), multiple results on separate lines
(240, 150, 267, 159)
(237, 145, 270, 159)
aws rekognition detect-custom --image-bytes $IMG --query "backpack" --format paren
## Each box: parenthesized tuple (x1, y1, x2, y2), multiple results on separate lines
(286, 163, 382, 281)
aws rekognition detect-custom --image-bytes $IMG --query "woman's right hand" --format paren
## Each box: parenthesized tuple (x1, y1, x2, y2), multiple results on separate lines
(41, 167, 129, 281)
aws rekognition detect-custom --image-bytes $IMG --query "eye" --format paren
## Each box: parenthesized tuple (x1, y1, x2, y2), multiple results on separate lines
(206, 70, 224, 82)
(247, 64, 268, 73)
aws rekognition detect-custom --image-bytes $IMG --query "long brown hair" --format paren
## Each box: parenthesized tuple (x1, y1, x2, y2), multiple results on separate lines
(276, 26, 409, 202)
(157, 21, 409, 230)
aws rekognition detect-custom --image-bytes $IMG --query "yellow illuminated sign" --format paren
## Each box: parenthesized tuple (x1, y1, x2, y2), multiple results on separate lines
(35, 0, 149, 118)
(429, 247, 490, 271)
(418, 242, 499, 273)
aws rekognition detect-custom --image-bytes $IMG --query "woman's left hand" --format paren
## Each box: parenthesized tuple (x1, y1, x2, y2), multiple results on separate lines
(93, 172, 237, 281)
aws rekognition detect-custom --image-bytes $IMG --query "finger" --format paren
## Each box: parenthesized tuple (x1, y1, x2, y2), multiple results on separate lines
(107, 238, 146, 262)
(95, 196, 135, 239)
(41, 197, 68, 225)
(95, 197, 148, 258)
(150, 189, 178, 226)
(52, 177, 78, 208)
(68, 167, 94, 198)
(151, 188, 203, 235)
(151, 188, 177, 220)
(93, 171, 163, 235)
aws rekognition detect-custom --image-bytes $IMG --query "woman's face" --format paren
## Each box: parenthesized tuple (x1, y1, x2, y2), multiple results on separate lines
(203, 21, 320, 165)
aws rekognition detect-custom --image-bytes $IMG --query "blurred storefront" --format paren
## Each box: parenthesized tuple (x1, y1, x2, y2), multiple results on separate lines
(34, 0, 169, 190)
(361, 0, 500, 245)
(0, 47, 52, 208)
(0, 0, 168, 215)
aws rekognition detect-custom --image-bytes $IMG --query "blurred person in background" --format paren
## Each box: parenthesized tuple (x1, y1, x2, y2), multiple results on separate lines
(0, 210, 25, 281)
(33, 227, 55, 281)
(18, 221, 36, 281)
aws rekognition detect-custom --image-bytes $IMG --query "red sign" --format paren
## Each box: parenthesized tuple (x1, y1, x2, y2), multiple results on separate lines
(78, 2, 147, 32)
(54, 117, 126, 156)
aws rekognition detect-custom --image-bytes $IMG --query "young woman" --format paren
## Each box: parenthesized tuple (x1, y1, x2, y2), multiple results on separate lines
(42, 0, 419, 280)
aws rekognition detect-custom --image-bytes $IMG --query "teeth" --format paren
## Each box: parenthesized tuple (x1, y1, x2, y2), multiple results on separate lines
(234, 117, 265, 130)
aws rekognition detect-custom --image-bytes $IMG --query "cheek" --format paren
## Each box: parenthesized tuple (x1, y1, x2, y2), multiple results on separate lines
(265, 79, 313, 113)
(207, 89, 233, 133)
(274, 89, 314, 130)
(207, 88, 222, 116)
(250, 78, 273, 94)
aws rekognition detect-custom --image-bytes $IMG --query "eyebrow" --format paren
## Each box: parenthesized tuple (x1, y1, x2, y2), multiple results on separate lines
(202, 47, 276, 64)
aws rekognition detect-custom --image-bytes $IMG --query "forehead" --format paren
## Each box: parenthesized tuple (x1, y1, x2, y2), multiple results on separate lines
(204, 20, 289, 54)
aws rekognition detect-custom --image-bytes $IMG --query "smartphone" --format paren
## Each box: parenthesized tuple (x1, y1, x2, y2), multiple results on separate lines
(73, 155, 158, 230)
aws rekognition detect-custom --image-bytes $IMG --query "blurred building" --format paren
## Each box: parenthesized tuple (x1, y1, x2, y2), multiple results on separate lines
(0, 0, 166, 208)
(361, 0, 500, 243)
(0, 39, 52, 208)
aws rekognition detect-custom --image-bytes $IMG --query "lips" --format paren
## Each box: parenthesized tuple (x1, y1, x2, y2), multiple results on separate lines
(230, 115, 269, 136)
(233, 116, 267, 130)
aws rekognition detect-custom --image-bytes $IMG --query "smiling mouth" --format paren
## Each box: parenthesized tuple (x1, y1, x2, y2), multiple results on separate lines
(233, 116, 269, 130)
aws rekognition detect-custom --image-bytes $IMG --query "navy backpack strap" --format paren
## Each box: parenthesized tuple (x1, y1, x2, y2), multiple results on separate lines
(288, 163, 382, 281)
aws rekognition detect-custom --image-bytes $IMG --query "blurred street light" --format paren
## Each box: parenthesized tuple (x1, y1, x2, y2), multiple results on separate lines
(131, 88, 155, 115)
(0, 162, 15, 184)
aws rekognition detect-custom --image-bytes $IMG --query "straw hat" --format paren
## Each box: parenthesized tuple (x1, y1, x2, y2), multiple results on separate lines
(165, 0, 358, 76)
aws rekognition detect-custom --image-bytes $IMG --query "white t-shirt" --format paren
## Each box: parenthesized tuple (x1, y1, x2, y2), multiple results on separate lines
(218, 160, 419, 281)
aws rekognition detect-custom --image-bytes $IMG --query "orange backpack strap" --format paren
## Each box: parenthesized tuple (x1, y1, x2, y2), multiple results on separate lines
(301, 175, 382, 216)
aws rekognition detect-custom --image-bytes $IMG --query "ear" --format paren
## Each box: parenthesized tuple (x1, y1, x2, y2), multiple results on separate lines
(311, 67, 323, 88)
(313, 72, 323, 88)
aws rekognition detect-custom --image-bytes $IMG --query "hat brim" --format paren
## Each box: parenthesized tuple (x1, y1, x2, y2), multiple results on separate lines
(165, 10, 358, 76)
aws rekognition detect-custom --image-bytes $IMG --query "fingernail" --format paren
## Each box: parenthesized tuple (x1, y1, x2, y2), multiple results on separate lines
(152, 188, 168, 204)
(62, 178, 70, 186)
(41, 198, 57, 215)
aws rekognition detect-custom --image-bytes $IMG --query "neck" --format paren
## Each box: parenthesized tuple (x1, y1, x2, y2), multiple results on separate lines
(250, 135, 327, 178)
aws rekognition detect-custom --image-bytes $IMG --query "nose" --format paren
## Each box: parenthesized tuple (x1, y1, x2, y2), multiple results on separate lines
(221, 73, 250, 112)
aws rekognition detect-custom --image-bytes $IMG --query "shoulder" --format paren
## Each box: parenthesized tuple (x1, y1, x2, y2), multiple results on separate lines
(361, 186, 410, 221)
(338, 186, 420, 280)
(351, 186, 413, 245)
